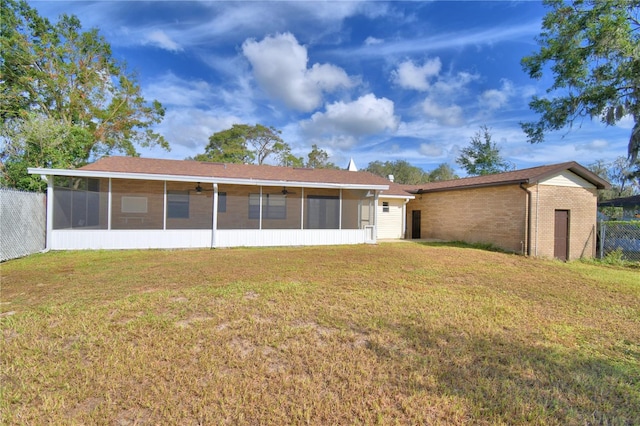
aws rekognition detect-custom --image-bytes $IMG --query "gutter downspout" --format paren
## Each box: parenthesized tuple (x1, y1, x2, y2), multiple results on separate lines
(519, 183, 532, 256)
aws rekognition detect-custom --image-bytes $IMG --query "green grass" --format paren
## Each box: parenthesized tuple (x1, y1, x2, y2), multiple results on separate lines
(1, 244, 639, 425)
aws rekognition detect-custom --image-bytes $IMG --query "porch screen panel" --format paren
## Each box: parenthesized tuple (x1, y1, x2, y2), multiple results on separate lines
(261, 186, 301, 229)
(342, 189, 369, 230)
(53, 177, 106, 229)
(111, 179, 163, 229)
(166, 182, 213, 229)
(217, 185, 259, 230)
(306, 194, 340, 229)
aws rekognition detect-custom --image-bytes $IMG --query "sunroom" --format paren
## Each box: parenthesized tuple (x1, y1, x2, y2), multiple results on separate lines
(29, 157, 389, 250)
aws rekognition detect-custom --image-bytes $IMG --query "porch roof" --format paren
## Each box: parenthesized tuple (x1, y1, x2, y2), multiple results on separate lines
(29, 156, 391, 191)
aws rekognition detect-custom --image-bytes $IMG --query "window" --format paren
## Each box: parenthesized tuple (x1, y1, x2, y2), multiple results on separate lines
(122, 196, 148, 213)
(249, 193, 286, 220)
(218, 192, 227, 213)
(167, 191, 189, 218)
(382, 202, 390, 213)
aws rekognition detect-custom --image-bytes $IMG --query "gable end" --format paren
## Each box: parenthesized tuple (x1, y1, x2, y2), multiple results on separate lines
(539, 171, 596, 189)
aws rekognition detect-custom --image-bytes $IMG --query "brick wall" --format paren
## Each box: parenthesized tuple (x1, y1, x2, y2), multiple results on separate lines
(407, 185, 527, 253)
(405, 182, 598, 259)
(111, 179, 164, 229)
(529, 184, 598, 260)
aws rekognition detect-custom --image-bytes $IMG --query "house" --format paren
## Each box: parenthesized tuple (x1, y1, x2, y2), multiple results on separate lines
(598, 195, 640, 220)
(28, 156, 410, 250)
(28, 158, 608, 260)
(402, 162, 610, 261)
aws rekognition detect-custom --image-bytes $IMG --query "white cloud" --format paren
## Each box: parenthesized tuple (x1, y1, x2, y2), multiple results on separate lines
(336, 20, 542, 59)
(431, 71, 479, 95)
(419, 143, 444, 157)
(576, 139, 610, 151)
(479, 79, 515, 110)
(242, 32, 353, 112)
(300, 94, 399, 139)
(364, 36, 383, 46)
(310, 135, 359, 150)
(421, 98, 464, 127)
(156, 109, 242, 151)
(392, 58, 442, 91)
(144, 74, 212, 107)
(145, 30, 182, 52)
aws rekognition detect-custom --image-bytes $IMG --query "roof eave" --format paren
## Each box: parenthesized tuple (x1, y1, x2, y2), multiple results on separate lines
(411, 179, 529, 194)
(27, 167, 389, 191)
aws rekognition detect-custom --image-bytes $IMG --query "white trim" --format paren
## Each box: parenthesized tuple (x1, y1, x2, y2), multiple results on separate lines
(46, 175, 53, 250)
(163, 181, 167, 230)
(212, 183, 218, 248)
(300, 188, 305, 230)
(47, 228, 374, 250)
(379, 194, 415, 200)
(107, 178, 112, 230)
(27, 167, 389, 191)
(339, 188, 343, 229)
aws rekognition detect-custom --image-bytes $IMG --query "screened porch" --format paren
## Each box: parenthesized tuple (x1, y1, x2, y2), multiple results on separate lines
(48, 176, 378, 249)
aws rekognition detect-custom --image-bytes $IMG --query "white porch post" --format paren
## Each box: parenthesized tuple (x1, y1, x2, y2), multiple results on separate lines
(258, 186, 263, 230)
(339, 188, 343, 229)
(212, 183, 218, 248)
(402, 199, 410, 239)
(45, 175, 53, 250)
(373, 191, 379, 239)
(300, 188, 304, 229)
(107, 178, 112, 230)
(163, 181, 167, 230)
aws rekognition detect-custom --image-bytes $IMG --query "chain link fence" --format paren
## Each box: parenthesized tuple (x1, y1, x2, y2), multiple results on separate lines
(599, 221, 640, 262)
(0, 187, 46, 262)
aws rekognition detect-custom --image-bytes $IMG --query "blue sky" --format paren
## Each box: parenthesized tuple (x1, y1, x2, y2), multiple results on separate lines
(30, 0, 632, 175)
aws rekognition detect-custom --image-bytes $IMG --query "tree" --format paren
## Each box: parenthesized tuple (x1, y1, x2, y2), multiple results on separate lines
(306, 144, 337, 169)
(456, 126, 513, 176)
(521, 0, 640, 167)
(1, 0, 168, 190)
(245, 124, 288, 165)
(278, 148, 304, 168)
(365, 160, 430, 184)
(589, 156, 639, 201)
(428, 163, 459, 181)
(196, 124, 293, 166)
(1, 113, 92, 190)
(194, 124, 255, 164)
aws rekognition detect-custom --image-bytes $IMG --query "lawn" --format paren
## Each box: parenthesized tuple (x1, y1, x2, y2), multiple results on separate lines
(1, 243, 639, 425)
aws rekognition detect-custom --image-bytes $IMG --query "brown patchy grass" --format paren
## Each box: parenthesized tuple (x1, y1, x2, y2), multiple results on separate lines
(1, 243, 639, 425)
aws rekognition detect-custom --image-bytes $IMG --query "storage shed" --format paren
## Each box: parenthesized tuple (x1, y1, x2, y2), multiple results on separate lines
(404, 162, 610, 260)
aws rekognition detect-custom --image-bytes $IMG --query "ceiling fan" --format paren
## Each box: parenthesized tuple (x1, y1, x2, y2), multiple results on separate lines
(193, 182, 213, 194)
(281, 187, 297, 196)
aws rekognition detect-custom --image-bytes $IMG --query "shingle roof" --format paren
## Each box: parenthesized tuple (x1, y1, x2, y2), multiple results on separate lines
(401, 161, 610, 193)
(79, 156, 393, 188)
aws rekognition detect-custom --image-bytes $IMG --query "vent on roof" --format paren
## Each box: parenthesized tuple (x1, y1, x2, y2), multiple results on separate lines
(200, 162, 226, 168)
